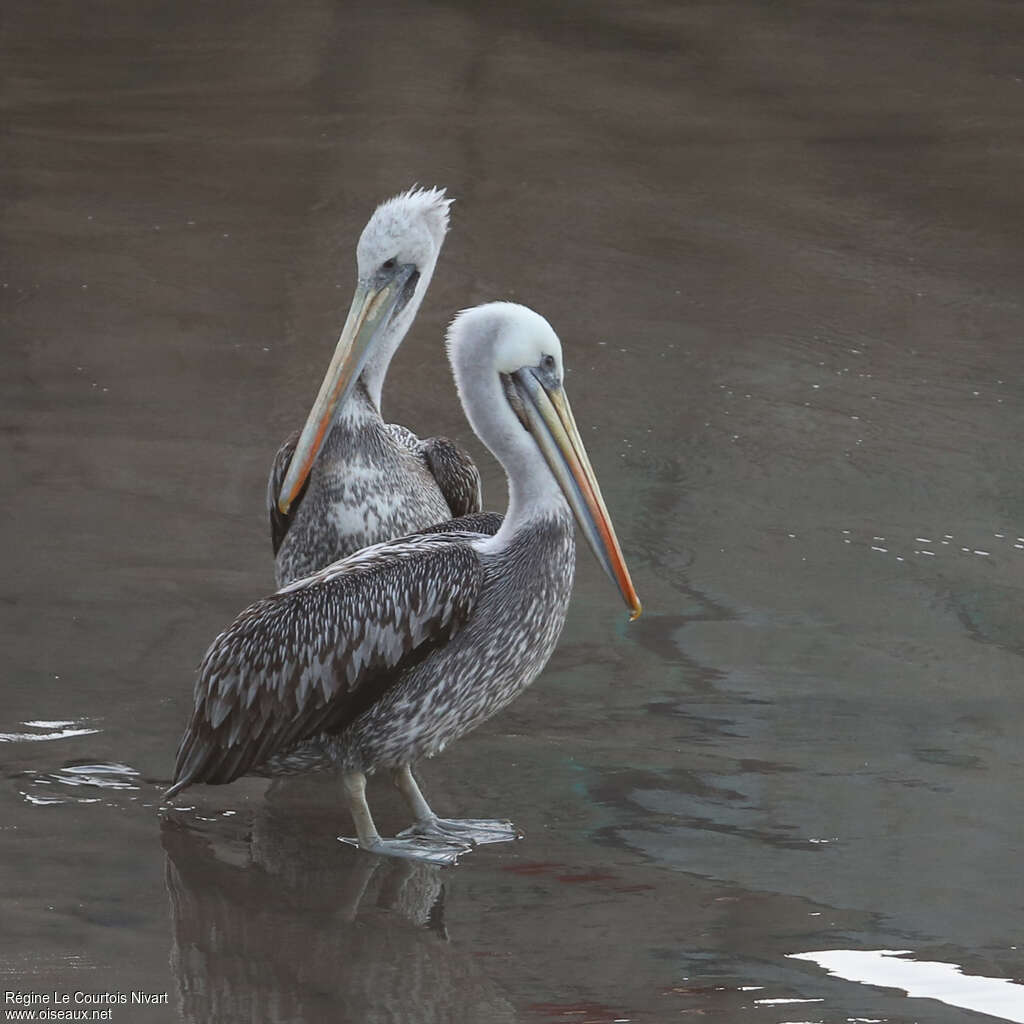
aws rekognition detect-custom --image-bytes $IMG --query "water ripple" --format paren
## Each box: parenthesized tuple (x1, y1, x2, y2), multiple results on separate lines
(0, 719, 101, 743)
(15, 761, 141, 806)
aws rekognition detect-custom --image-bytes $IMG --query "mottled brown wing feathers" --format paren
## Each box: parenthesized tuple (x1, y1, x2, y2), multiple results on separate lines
(267, 430, 302, 556)
(167, 537, 484, 797)
(420, 436, 484, 518)
(418, 511, 503, 538)
(382, 423, 487, 521)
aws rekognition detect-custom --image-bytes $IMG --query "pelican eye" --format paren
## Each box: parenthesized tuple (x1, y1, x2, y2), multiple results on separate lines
(382, 257, 397, 271)
(541, 354, 556, 372)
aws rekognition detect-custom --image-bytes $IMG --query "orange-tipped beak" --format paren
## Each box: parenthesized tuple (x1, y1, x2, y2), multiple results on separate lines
(277, 269, 415, 515)
(512, 369, 642, 620)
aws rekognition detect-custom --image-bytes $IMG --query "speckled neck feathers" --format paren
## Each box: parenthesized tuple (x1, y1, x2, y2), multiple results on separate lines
(274, 384, 453, 585)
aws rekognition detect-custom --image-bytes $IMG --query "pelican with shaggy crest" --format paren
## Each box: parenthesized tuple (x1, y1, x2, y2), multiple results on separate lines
(167, 303, 641, 864)
(270, 186, 486, 586)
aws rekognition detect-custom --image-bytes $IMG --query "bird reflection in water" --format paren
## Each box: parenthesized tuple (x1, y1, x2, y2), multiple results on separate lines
(161, 802, 519, 1024)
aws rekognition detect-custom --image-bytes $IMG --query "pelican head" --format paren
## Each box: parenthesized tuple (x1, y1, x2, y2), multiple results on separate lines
(447, 302, 642, 620)
(278, 187, 452, 515)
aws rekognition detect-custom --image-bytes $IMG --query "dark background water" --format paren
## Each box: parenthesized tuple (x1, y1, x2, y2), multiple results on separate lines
(3, 1, 1023, 1021)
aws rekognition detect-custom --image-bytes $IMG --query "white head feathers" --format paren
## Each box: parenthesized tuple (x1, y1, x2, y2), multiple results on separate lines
(445, 303, 566, 513)
(353, 187, 453, 407)
(356, 186, 452, 280)
(446, 301, 563, 381)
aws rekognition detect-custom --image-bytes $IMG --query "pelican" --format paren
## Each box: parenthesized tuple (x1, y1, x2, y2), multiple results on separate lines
(167, 303, 641, 864)
(270, 186, 486, 586)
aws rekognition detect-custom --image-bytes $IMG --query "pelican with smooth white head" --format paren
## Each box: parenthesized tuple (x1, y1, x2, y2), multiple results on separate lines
(270, 186, 488, 586)
(168, 302, 641, 864)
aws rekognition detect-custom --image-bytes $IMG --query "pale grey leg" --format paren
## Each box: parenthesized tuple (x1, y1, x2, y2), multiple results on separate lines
(342, 771, 380, 846)
(392, 764, 434, 820)
(393, 764, 523, 847)
(337, 770, 471, 866)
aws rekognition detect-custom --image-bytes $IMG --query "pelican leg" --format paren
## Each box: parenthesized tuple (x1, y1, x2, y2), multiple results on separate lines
(337, 770, 471, 866)
(393, 764, 523, 847)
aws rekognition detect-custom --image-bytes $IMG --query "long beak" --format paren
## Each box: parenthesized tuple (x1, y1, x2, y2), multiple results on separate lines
(513, 369, 642, 620)
(277, 268, 416, 515)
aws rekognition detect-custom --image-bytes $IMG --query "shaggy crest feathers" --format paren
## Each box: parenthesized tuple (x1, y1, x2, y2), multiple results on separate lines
(372, 185, 452, 244)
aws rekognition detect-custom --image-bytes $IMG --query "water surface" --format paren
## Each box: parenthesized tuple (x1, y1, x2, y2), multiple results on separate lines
(3, 1, 1023, 1021)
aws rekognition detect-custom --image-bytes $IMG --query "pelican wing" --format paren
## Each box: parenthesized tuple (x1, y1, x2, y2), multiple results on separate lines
(422, 511, 503, 537)
(420, 436, 483, 517)
(168, 535, 485, 796)
(385, 423, 484, 518)
(267, 430, 302, 555)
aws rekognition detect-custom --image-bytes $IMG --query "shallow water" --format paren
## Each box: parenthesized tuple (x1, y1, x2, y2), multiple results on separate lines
(3, 1, 1024, 1021)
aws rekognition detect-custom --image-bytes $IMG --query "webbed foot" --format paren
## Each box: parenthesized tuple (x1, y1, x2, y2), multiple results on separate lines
(337, 833, 472, 866)
(398, 817, 523, 847)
